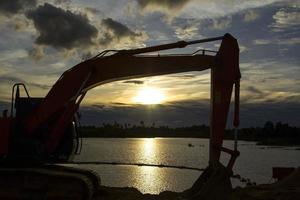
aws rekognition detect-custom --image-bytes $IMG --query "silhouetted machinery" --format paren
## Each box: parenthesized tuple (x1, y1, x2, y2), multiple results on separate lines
(0, 33, 241, 199)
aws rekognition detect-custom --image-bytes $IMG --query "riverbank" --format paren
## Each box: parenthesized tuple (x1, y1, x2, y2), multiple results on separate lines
(256, 138, 300, 146)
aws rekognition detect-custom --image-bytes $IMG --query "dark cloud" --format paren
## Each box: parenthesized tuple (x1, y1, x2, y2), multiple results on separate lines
(84, 7, 101, 15)
(0, 75, 23, 83)
(0, 0, 36, 15)
(237, 102, 300, 128)
(79, 100, 210, 127)
(137, 0, 190, 11)
(26, 3, 98, 49)
(92, 104, 105, 110)
(123, 80, 144, 85)
(167, 100, 209, 111)
(100, 18, 142, 46)
(169, 74, 196, 79)
(0, 75, 50, 90)
(79, 99, 300, 128)
(246, 86, 263, 95)
(111, 102, 133, 107)
(284, 95, 300, 102)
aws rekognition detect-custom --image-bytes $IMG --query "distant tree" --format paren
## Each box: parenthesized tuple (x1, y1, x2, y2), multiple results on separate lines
(263, 121, 274, 136)
(113, 121, 122, 129)
(151, 122, 155, 128)
(140, 120, 145, 127)
(275, 122, 289, 136)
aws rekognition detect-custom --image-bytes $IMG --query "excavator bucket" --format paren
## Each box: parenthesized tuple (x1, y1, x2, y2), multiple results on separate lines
(182, 163, 232, 200)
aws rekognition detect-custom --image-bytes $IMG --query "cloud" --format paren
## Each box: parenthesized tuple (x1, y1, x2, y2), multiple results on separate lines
(79, 98, 300, 128)
(79, 99, 210, 127)
(28, 45, 45, 60)
(246, 86, 263, 95)
(271, 8, 300, 31)
(84, 7, 101, 15)
(137, 0, 191, 12)
(242, 84, 300, 104)
(0, 75, 50, 90)
(0, 49, 28, 62)
(123, 80, 144, 85)
(212, 16, 232, 30)
(244, 10, 260, 22)
(0, 75, 23, 83)
(253, 39, 271, 45)
(101, 18, 140, 41)
(111, 102, 133, 107)
(136, 0, 192, 21)
(173, 20, 200, 40)
(169, 74, 197, 79)
(0, 0, 36, 16)
(54, 0, 72, 5)
(91, 104, 105, 110)
(154, 0, 284, 22)
(238, 101, 300, 127)
(253, 37, 300, 45)
(99, 18, 148, 48)
(278, 37, 300, 45)
(239, 44, 247, 53)
(26, 3, 98, 49)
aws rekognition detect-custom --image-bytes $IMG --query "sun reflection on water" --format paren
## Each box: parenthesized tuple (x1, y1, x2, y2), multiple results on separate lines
(132, 138, 166, 194)
(143, 138, 155, 157)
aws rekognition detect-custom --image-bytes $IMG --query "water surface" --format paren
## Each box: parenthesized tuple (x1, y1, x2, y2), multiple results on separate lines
(73, 138, 300, 194)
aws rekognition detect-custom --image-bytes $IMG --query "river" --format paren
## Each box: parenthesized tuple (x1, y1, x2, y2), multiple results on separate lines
(72, 138, 300, 194)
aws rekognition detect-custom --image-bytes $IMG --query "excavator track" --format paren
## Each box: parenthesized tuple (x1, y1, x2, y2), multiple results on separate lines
(0, 164, 101, 200)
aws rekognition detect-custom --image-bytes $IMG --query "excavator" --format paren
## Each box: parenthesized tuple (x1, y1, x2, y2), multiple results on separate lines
(0, 33, 241, 199)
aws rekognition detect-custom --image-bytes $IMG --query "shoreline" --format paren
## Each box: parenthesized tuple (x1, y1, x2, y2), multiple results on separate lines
(93, 167, 300, 200)
(81, 136, 300, 147)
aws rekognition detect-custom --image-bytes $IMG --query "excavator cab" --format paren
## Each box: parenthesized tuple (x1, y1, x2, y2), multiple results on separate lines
(2, 83, 79, 163)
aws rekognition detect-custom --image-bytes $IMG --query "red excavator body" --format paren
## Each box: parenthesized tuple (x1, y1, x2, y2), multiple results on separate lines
(0, 33, 240, 199)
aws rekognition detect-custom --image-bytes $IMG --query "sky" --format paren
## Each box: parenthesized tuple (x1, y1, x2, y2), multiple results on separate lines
(0, 0, 299, 128)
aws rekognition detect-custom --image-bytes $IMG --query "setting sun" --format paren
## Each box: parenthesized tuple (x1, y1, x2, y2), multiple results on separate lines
(133, 87, 165, 105)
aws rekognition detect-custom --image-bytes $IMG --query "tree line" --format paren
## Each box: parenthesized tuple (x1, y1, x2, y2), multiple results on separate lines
(79, 121, 300, 146)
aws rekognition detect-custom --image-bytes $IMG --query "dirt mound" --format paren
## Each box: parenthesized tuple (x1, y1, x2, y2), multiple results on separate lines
(231, 167, 300, 200)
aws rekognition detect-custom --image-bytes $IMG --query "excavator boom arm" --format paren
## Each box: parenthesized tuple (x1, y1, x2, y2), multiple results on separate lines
(25, 33, 240, 166)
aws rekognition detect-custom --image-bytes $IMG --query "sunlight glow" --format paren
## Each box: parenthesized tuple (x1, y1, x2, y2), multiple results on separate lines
(133, 87, 165, 105)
